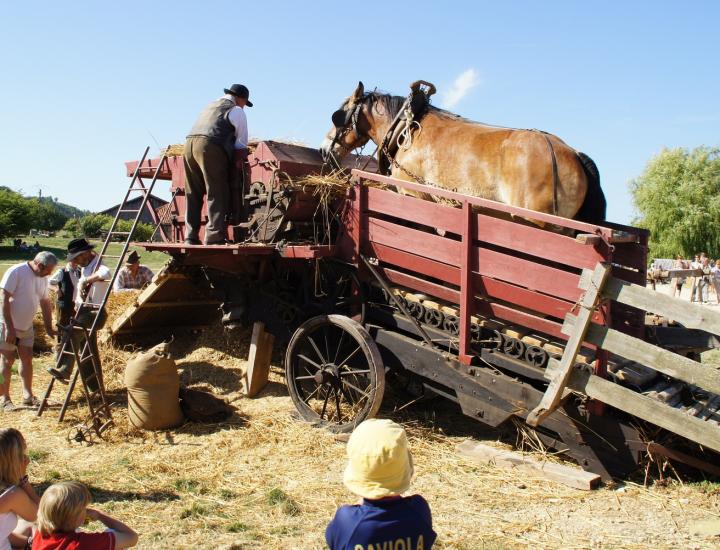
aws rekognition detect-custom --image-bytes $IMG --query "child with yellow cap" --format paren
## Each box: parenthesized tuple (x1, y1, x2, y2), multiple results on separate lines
(325, 418, 436, 550)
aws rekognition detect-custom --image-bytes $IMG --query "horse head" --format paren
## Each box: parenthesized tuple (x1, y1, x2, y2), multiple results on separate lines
(320, 81, 374, 167)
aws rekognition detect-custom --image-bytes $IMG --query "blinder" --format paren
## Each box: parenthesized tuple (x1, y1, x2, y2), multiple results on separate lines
(332, 108, 353, 129)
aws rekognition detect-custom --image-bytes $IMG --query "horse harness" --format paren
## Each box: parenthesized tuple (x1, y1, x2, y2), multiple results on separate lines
(535, 130, 560, 216)
(329, 81, 436, 185)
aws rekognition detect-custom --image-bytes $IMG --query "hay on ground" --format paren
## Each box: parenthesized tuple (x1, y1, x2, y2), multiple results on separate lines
(11, 290, 720, 549)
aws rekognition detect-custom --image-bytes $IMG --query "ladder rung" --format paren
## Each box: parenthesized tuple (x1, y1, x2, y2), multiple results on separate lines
(109, 231, 131, 236)
(118, 209, 140, 213)
(79, 302, 102, 308)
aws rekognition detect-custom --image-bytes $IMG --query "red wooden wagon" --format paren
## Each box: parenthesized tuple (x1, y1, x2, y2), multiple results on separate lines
(120, 141, 720, 480)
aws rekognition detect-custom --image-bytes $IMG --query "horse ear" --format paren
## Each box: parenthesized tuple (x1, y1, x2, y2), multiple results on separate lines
(351, 81, 365, 103)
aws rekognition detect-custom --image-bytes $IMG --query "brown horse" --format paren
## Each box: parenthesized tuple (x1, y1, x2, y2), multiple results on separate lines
(320, 82, 606, 222)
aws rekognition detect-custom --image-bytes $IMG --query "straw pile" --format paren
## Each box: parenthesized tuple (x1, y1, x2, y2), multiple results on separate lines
(160, 144, 185, 157)
(10, 298, 720, 549)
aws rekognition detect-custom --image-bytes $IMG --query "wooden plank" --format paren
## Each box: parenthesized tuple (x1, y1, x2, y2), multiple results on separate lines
(382, 268, 459, 304)
(459, 201, 474, 363)
(580, 270, 720, 335)
(368, 242, 586, 322)
(474, 213, 607, 269)
(382, 267, 568, 340)
(563, 315, 720, 395)
(366, 186, 462, 234)
(353, 170, 614, 235)
(575, 234, 603, 246)
(475, 299, 567, 341)
(456, 440, 601, 490)
(243, 322, 275, 398)
(527, 263, 611, 427)
(367, 217, 459, 266)
(366, 242, 460, 285)
(110, 267, 183, 333)
(476, 247, 583, 302)
(563, 364, 720, 453)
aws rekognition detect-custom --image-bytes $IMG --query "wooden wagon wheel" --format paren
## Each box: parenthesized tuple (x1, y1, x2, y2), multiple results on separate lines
(285, 314, 385, 433)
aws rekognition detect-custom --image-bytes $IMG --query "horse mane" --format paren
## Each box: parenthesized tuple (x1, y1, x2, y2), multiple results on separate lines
(364, 92, 473, 123)
(340, 90, 477, 125)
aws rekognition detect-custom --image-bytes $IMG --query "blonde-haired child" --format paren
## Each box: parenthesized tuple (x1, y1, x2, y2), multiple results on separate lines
(0, 428, 39, 550)
(32, 481, 137, 550)
(325, 418, 436, 550)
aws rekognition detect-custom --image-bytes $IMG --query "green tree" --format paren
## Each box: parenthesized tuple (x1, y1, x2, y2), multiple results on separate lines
(0, 189, 33, 239)
(79, 214, 113, 238)
(27, 198, 68, 232)
(102, 218, 154, 241)
(62, 217, 81, 237)
(630, 147, 720, 259)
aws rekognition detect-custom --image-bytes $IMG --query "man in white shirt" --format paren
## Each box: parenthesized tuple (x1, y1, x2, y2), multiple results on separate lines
(48, 239, 109, 392)
(184, 83, 252, 245)
(1, 251, 58, 411)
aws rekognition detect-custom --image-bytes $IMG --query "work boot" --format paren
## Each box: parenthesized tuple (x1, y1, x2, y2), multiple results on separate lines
(47, 367, 70, 384)
(184, 237, 201, 245)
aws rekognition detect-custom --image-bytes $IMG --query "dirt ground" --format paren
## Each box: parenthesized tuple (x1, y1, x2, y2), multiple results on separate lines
(2, 323, 720, 550)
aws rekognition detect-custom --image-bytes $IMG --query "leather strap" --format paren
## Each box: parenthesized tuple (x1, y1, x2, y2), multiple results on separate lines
(539, 132, 560, 216)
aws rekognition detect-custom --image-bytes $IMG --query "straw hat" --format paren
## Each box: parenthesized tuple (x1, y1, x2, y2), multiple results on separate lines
(343, 419, 414, 499)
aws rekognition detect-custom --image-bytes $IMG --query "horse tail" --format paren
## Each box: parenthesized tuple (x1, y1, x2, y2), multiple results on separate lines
(573, 152, 607, 224)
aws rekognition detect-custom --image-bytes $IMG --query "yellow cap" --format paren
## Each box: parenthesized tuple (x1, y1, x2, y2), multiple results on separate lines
(343, 419, 414, 499)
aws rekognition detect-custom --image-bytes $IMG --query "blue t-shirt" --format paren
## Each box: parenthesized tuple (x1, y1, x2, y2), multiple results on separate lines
(325, 495, 436, 550)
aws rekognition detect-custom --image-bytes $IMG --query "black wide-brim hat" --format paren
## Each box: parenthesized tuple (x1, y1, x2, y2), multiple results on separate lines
(67, 237, 95, 261)
(126, 250, 141, 264)
(224, 84, 253, 107)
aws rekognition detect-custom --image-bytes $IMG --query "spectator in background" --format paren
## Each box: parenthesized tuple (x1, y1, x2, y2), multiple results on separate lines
(113, 252, 154, 292)
(689, 254, 701, 302)
(671, 255, 688, 298)
(695, 254, 712, 304)
(1, 252, 57, 411)
(712, 259, 720, 305)
(326, 419, 436, 550)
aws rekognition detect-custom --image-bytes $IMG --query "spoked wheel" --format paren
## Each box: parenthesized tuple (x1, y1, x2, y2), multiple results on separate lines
(285, 314, 385, 433)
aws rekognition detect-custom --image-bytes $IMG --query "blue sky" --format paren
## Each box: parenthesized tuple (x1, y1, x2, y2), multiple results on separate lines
(1, 1, 717, 224)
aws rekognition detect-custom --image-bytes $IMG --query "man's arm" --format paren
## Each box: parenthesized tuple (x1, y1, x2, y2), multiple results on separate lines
(1, 289, 15, 343)
(228, 107, 248, 149)
(39, 297, 56, 338)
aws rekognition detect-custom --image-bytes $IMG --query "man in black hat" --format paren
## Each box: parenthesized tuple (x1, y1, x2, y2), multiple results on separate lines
(113, 251, 154, 292)
(184, 84, 253, 245)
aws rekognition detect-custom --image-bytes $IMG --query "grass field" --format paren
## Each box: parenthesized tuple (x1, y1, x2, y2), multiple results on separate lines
(0, 236, 170, 279)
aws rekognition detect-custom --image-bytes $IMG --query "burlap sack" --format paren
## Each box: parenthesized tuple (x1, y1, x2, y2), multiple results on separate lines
(124, 342, 184, 430)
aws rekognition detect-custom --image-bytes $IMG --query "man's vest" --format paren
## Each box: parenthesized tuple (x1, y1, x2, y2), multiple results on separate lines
(56, 268, 76, 326)
(186, 98, 236, 158)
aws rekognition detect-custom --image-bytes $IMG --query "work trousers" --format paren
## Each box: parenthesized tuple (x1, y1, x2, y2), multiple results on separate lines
(183, 136, 230, 243)
(56, 308, 106, 393)
(695, 278, 710, 303)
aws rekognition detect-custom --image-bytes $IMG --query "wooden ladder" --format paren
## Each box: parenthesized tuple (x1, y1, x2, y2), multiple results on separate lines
(37, 147, 168, 440)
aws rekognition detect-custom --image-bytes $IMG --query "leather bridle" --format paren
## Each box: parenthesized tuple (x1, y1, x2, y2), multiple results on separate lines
(324, 95, 370, 168)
